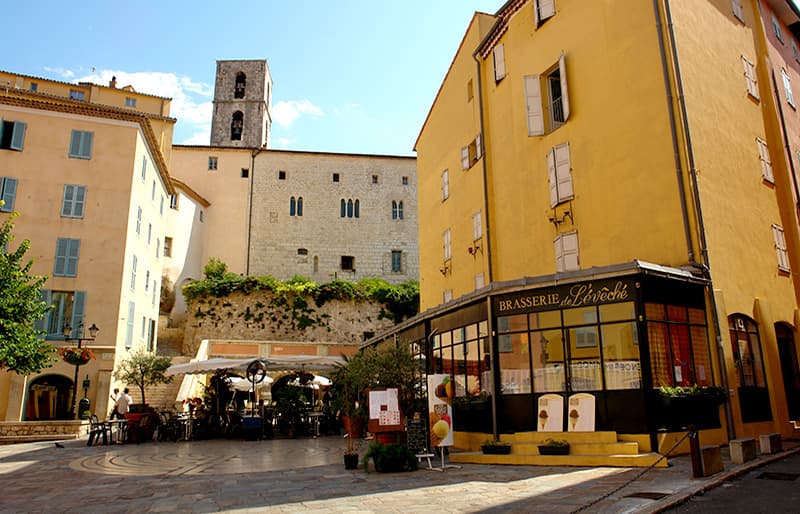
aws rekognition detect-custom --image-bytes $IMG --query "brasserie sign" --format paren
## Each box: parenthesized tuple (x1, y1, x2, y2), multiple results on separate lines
(494, 278, 634, 314)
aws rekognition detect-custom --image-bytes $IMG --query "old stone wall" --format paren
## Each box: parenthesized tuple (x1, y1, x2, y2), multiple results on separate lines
(183, 291, 396, 356)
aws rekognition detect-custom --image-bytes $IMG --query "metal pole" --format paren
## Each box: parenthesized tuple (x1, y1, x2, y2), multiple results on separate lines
(69, 337, 82, 420)
(688, 425, 703, 478)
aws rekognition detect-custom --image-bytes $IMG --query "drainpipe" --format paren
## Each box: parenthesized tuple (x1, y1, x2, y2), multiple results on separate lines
(246, 146, 263, 276)
(472, 51, 494, 284)
(770, 69, 800, 221)
(655, 0, 735, 440)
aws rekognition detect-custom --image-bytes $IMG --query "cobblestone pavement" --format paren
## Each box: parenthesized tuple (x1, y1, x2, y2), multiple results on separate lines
(0, 436, 797, 513)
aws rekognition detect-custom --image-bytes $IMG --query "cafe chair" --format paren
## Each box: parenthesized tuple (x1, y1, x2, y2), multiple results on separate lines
(87, 414, 112, 446)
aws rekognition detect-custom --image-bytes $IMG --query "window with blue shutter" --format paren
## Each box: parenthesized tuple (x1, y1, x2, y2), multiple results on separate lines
(61, 185, 86, 218)
(297, 197, 303, 216)
(0, 120, 26, 151)
(42, 290, 84, 339)
(71, 291, 86, 332)
(136, 206, 142, 235)
(53, 238, 80, 277)
(34, 289, 52, 337)
(0, 177, 18, 212)
(68, 130, 93, 159)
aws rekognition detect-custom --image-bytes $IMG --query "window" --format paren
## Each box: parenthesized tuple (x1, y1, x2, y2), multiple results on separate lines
(772, 224, 790, 272)
(391, 250, 403, 272)
(151, 180, 156, 201)
(442, 169, 449, 200)
(147, 223, 152, 245)
(402, 176, 409, 185)
(152, 281, 158, 308)
(35, 290, 86, 339)
(443, 290, 453, 303)
(372, 175, 379, 184)
(208, 157, 218, 170)
(234, 72, 246, 99)
(0, 177, 18, 212)
(341, 255, 355, 271)
(290, 196, 304, 216)
(139, 156, 147, 181)
(492, 44, 506, 82)
(782, 69, 795, 108)
(728, 314, 772, 422)
(333, 173, 340, 182)
(443, 228, 452, 261)
(467, 79, 474, 101)
(61, 185, 86, 218)
(773, 13, 783, 43)
(130, 255, 137, 291)
(69, 90, 85, 101)
(392, 200, 404, 220)
(231, 111, 243, 141)
(757, 137, 774, 183)
(473, 211, 482, 240)
(144, 270, 150, 291)
(278, 170, 286, 180)
(141, 316, 146, 340)
(793, 39, 800, 62)
(534, 0, 555, 27)
(30, 83, 37, 92)
(160, 196, 164, 215)
(164, 237, 173, 258)
(68, 130, 93, 159)
(297, 248, 308, 256)
(554, 230, 579, 272)
(241, 168, 249, 178)
(169, 194, 178, 209)
(125, 302, 135, 348)
(742, 55, 759, 99)
(156, 238, 160, 258)
(732, 0, 744, 22)
(136, 206, 142, 235)
(199, 210, 204, 222)
(0, 120, 26, 151)
(340, 199, 346, 218)
(53, 238, 80, 277)
(340, 198, 359, 218)
(461, 134, 483, 170)
(524, 53, 570, 135)
(147, 318, 156, 350)
(547, 142, 574, 206)
(125, 97, 137, 107)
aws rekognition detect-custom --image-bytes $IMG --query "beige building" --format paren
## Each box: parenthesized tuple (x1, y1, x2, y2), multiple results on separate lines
(0, 72, 175, 420)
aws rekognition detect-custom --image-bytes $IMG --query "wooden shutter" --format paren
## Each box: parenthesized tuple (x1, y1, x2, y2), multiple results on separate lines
(82, 132, 93, 158)
(493, 44, 506, 82)
(69, 130, 82, 157)
(65, 239, 80, 276)
(1, 177, 17, 211)
(74, 186, 85, 217)
(742, 56, 758, 99)
(757, 138, 773, 182)
(782, 69, 795, 107)
(562, 231, 579, 270)
(524, 75, 544, 136)
(554, 142, 573, 202)
(126, 301, 135, 349)
(34, 289, 52, 336)
(547, 147, 558, 207)
(461, 146, 470, 170)
(773, 224, 790, 271)
(71, 291, 86, 331)
(536, 0, 556, 26)
(475, 133, 482, 160)
(62, 185, 74, 216)
(10, 122, 26, 150)
(54, 239, 68, 276)
(442, 169, 449, 199)
(732, 0, 744, 22)
(559, 53, 570, 122)
(473, 211, 482, 240)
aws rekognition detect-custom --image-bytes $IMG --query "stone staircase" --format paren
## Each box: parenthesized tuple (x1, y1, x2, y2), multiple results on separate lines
(450, 431, 667, 468)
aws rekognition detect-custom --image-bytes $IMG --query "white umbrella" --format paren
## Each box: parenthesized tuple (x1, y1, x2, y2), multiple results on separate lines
(167, 355, 347, 376)
(229, 376, 273, 392)
(166, 358, 256, 376)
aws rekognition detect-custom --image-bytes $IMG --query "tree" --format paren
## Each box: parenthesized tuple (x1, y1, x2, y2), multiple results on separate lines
(0, 212, 54, 374)
(113, 350, 173, 405)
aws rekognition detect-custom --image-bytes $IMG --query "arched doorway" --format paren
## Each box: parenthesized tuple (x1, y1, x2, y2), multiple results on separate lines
(775, 323, 800, 421)
(24, 374, 72, 420)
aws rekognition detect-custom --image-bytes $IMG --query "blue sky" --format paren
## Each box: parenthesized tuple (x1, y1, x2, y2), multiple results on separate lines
(4, 1, 507, 156)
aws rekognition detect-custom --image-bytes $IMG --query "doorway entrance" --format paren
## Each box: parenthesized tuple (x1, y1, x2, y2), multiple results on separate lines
(24, 374, 72, 420)
(776, 323, 800, 421)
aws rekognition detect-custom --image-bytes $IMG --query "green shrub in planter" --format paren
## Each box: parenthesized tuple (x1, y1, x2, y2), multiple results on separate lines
(362, 441, 418, 472)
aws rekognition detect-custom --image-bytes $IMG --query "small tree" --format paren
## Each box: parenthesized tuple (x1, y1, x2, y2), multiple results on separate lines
(113, 350, 173, 405)
(0, 212, 54, 374)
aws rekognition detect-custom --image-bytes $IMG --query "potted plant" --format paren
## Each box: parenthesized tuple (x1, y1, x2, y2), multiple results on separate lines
(481, 439, 512, 455)
(113, 350, 173, 409)
(655, 384, 727, 431)
(60, 347, 95, 366)
(538, 438, 570, 455)
(361, 440, 418, 472)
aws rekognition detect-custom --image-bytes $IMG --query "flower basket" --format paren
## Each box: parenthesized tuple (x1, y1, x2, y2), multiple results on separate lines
(60, 347, 95, 366)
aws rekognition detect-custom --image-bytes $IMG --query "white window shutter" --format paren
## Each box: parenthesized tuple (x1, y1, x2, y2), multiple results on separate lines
(562, 231, 580, 271)
(10, 122, 26, 150)
(559, 52, 570, 122)
(554, 142, 573, 202)
(732, 0, 744, 22)
(493, 44, 506, 82)
(461, 146, 470, 170)
(547, 147, 558, 207)
(473, 211, 482, 240)
(782, 69, 795, 107)
(742, 56, 759, 99)
(540, 0, 555, 21)
(524, 75, 544, 136)
(757, 138, 774, 182)
(442, 169, 449, 200)
(475, 133, 482, 160)
(773, 224, 790, 270)
(554, 233, 565, 272)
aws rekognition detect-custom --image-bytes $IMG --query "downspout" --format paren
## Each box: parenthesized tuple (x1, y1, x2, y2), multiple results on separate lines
(770, 69, 800, 218)
(246, 146, 263, 276)
(473, 51, 494, 284)
(657, 0, 735, 440)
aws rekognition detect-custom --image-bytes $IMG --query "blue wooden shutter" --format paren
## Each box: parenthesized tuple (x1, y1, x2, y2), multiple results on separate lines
(54, 239, 68, 275)
(34, 289, 52, 336)
(1, 178, 18, 211)
(74, 186, 85, 217)
(71, 291, 86, 331)
(69, 130, 82, 157)
(10, 122, 26, 150)
(62, 185, 74, 216)
(66, 239, 80, 276)
(82, 132, 93, 158)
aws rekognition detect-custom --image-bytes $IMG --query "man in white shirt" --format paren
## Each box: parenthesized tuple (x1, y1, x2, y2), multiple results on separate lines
(116, 388, 132, 416)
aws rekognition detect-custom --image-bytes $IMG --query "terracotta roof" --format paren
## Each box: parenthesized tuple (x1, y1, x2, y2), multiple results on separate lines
(477, 0, 528, 59)
(171, 178, 211, 208)
(0, 89, 176, 196)
(0, 69, 173, 101)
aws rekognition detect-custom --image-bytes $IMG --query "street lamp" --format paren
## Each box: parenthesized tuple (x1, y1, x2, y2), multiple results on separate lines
(63, 321, 99, 420)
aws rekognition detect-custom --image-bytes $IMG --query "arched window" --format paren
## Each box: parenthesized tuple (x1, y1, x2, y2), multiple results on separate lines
(297, 197, 303, 216)
(347, 199, 353, 218)
(340, 199, 346, 218)
(398, 201, 403, 220)
(234, 72, 246, 99)
(290, 197, 296, 216)
(354, 199, 360, 218)
(729, 313, 772, 422)
(231, 111, 243, 141)
(392, 201, 398, 220)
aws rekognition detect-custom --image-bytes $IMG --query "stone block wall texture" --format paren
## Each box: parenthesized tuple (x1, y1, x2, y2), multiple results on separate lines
(211, 60, 271, 148)
(183, 291, 397, 355)
(248, 151, 418, 284)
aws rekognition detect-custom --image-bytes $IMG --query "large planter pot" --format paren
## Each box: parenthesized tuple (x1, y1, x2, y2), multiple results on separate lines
(481, 444, 511, 455)
(654, 394, 723, 431)
(344, 453, 359, 470)
(538, 444, 570, 455)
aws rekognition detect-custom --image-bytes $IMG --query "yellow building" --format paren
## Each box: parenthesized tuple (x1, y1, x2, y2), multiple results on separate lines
(0, 73, 175, 421)
(388, 0, 800, 456)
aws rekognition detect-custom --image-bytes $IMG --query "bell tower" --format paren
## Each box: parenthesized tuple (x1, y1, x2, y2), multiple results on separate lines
(210, 59, 272, 148)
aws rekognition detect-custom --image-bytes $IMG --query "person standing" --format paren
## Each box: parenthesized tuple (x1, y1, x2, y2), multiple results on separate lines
(116, 388, 132, 417)
(109, 388, 121, 419)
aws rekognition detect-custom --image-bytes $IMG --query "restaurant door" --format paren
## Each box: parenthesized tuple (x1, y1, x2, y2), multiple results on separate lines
(776, 323, 800, 421)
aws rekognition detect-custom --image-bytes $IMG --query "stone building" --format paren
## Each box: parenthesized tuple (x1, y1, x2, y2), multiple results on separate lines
(210, 59, 272, 148)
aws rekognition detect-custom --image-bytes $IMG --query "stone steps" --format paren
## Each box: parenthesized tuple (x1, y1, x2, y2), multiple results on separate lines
(449, 450, 667, 468)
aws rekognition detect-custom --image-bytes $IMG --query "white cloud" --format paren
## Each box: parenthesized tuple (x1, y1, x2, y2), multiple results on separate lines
(181, 130, 211, 146)
(43, 67, 75, 79)
(272, 100, 324, 127)
(274, 137, 294, 148)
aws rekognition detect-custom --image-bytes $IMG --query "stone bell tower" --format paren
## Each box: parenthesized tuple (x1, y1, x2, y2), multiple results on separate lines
(210, 59, 272, 148)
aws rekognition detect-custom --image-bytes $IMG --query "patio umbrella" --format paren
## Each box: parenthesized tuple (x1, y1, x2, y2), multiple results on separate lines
(229, 376, 274, 392)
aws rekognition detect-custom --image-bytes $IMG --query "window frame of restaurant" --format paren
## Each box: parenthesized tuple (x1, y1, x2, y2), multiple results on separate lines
(728, 313, 773, 423)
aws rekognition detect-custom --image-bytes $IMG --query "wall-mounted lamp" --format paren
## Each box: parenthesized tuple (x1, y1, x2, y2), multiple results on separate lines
(439, 263, 450, 276)
(467, 242, 482, 257)
(548, 204, 574, 227)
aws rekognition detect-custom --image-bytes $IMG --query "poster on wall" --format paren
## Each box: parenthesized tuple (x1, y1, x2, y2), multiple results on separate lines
(567, 393, 595, 432)
(537, 394, 564, 432)
(367, 388, 403, 433)
(427, 374, 454, 447)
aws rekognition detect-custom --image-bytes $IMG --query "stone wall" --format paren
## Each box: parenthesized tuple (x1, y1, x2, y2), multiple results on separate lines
(0, 420, 86, 444)
(183, 290, 397, 356)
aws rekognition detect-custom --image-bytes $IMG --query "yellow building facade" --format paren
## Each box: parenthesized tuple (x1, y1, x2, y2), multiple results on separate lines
(404, 0, 800, 453)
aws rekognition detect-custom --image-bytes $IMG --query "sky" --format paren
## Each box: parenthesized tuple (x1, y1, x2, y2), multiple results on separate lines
(4, 1, 507, 156)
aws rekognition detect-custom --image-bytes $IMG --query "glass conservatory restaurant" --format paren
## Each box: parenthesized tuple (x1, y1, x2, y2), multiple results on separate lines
(383, 262, 723, 450)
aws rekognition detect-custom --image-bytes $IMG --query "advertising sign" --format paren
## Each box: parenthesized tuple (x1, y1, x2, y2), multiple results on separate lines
(427, 374, 454, 447)
(367, 387, 403, 433)
(567, 393, 596, 432)
(537, 394, 564, 432)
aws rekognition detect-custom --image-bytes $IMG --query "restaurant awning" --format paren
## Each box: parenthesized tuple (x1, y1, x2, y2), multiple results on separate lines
(166, 355, 346, 376)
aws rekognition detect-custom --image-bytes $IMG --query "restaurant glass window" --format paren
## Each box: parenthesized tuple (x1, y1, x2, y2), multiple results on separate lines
(565, 307, 602, 391)
(498, 333, 531, 394)
(532, 329, 565, 392)
(646, 302, 711, 388)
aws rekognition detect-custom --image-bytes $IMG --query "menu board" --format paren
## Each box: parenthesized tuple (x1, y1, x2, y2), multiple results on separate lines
(367, 387, 403, 433)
